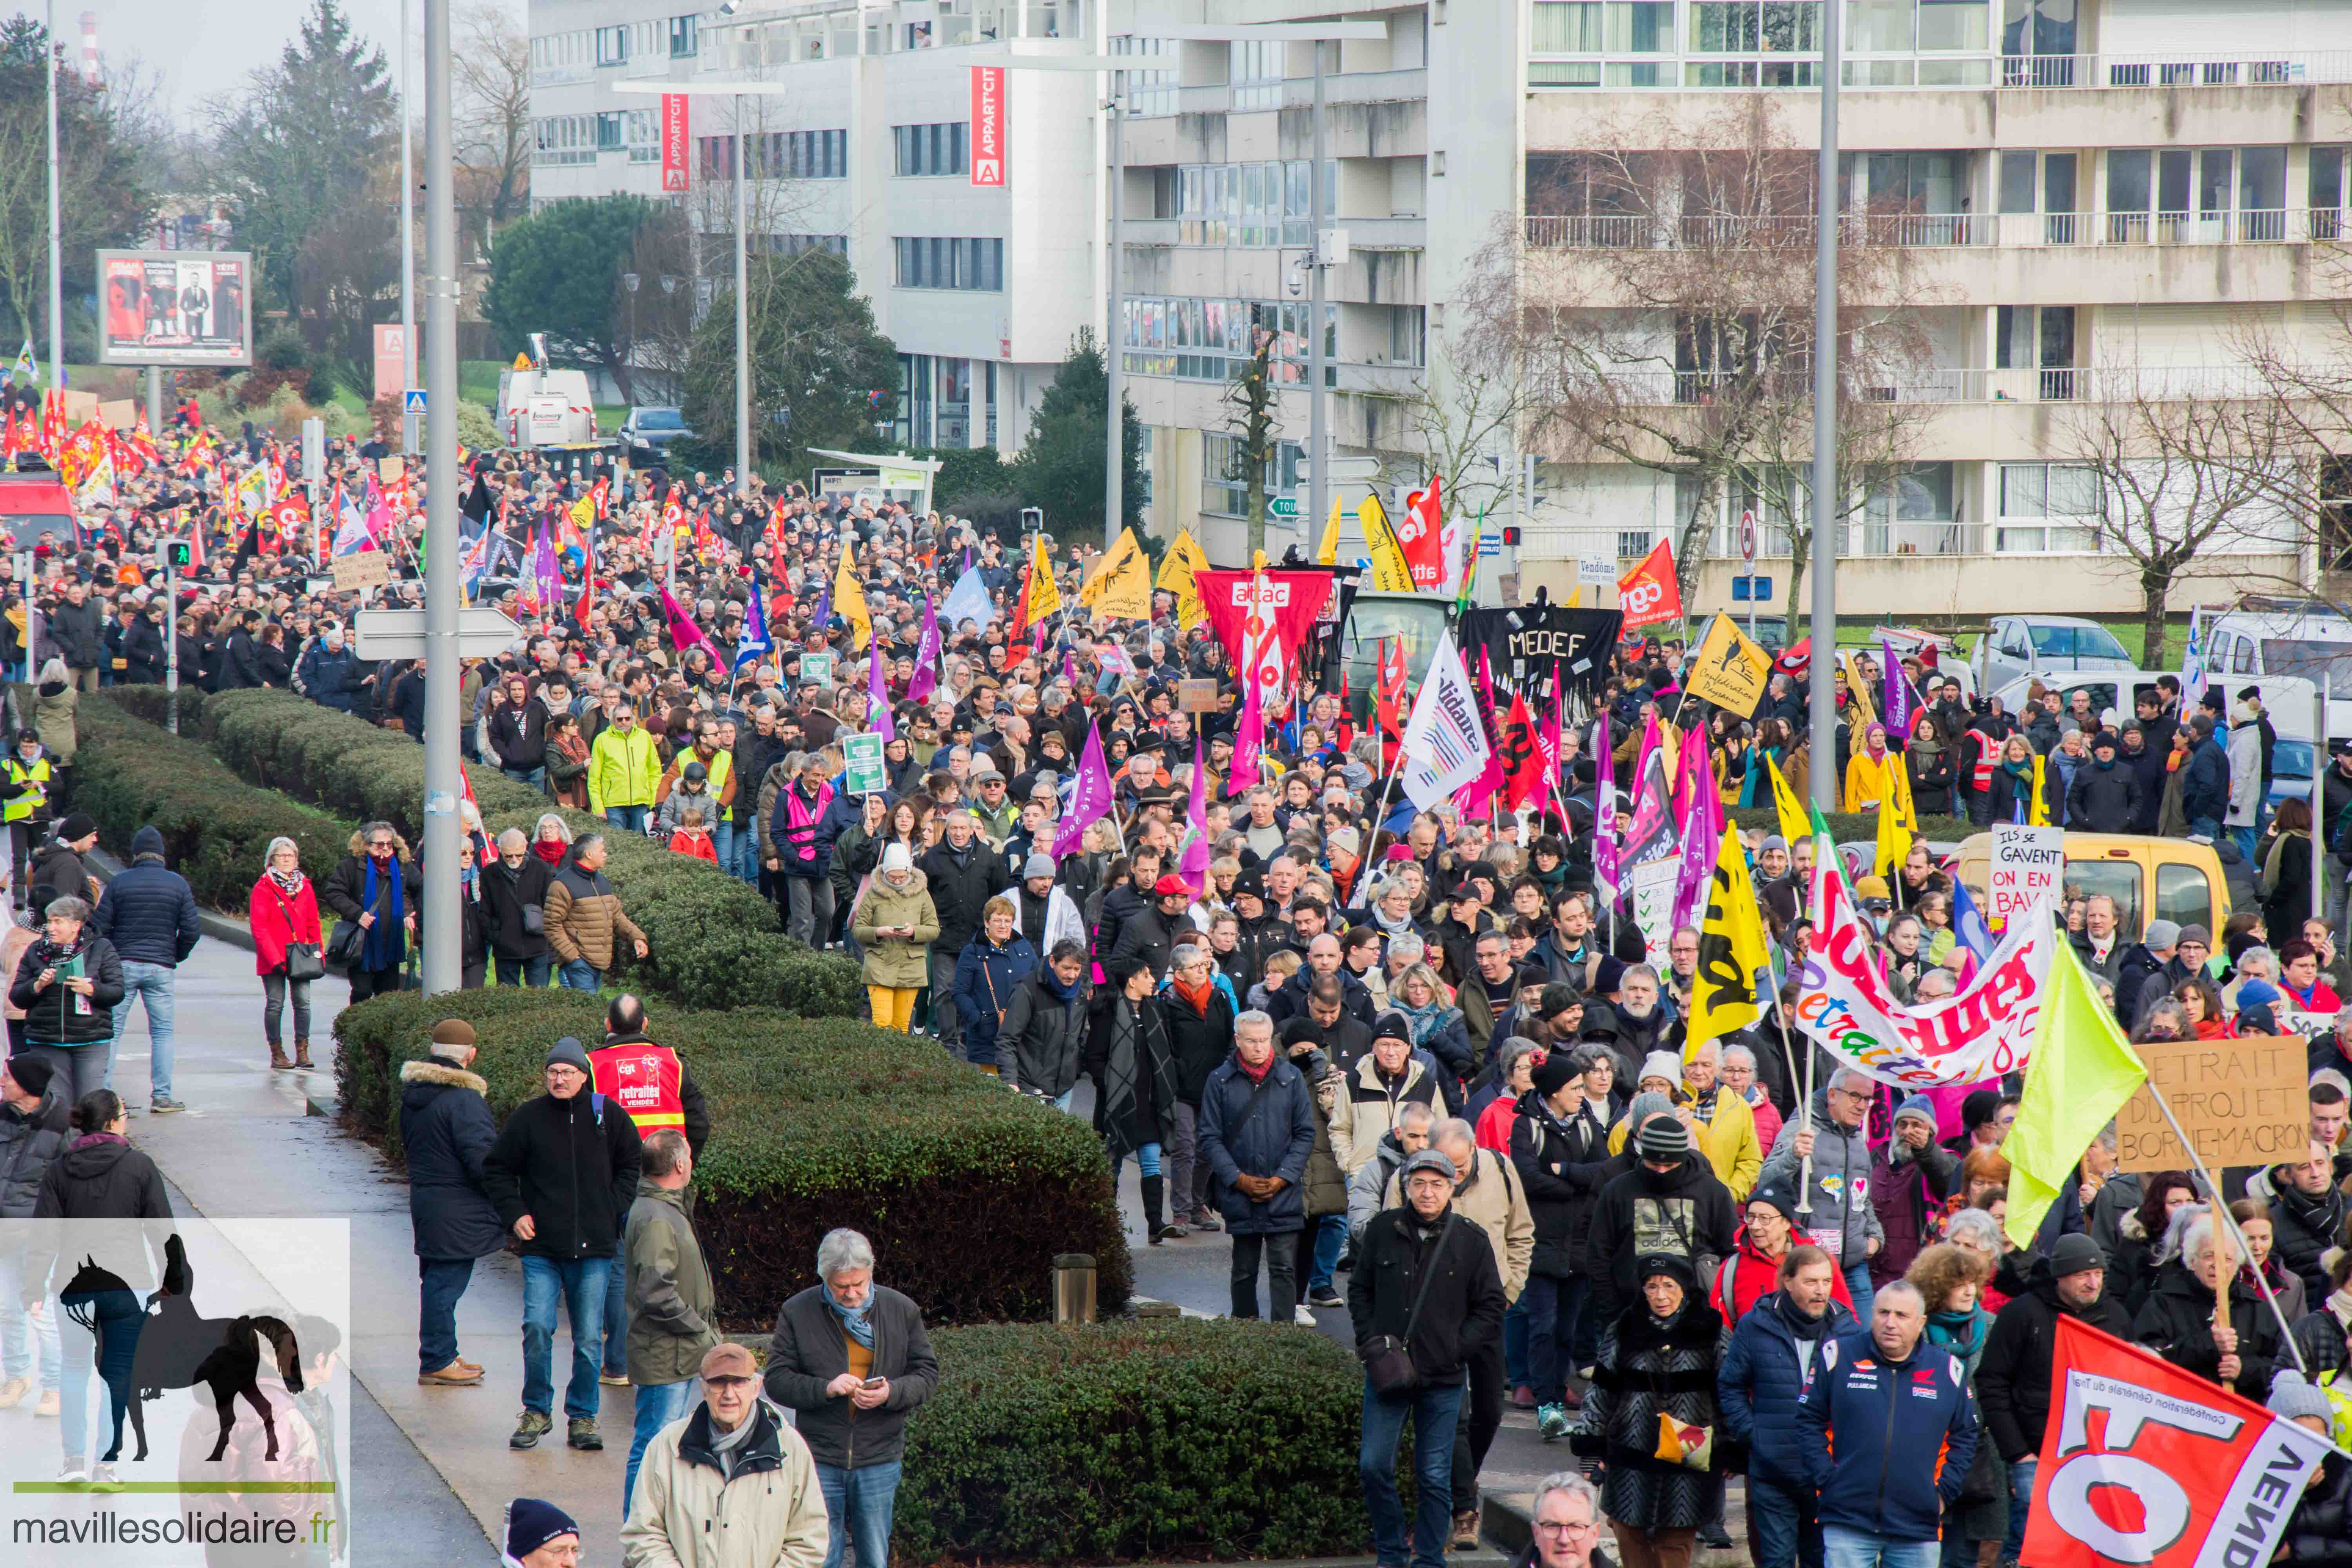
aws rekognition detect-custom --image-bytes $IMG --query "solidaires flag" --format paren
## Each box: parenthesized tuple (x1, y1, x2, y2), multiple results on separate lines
(1398, 631, 1491, 810)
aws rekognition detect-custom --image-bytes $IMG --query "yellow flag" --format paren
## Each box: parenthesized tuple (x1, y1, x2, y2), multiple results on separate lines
(1766, 754, 1809, 851)
(1089, 528, 1152, 621)
(1023, 531, 1062, 623)
(1316, 494, 1344, 564)
(1081, 528, 1143, 606)
(834, 539, 871, 651)
(1838, 652, 1879, 727)
(1875, 762, 1914, 878)
(1356, 492, 1414, 592)
(2028, 753, 2051, 826)
(1687, 825, 1773, 1058)
(1155, 528, 1210, 629)
(569, 494, 595, 530)
(2004, 940, 2147, 1247)
(1686, 614, 1773, 715)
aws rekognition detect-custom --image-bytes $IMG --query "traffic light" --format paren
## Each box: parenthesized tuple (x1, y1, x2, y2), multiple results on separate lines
(1501, 525, 1522, 546)
(164, 541, 191, 568)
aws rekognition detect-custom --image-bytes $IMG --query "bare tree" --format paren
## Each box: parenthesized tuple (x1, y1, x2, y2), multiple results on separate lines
(1223, 313, 1280, 558)
(452, 2, 530, 254)
(1381, 340, 1527, 552)
(1460, 97, 1939, 620)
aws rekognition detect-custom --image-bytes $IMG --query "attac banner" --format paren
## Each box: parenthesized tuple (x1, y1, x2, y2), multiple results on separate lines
(1460, 604, 1625, 711)
(1794, 854, 2058, 1087)
(1618, 538, 1684, 632)
(661, 94, 690, 192)
(970, 66, 1006, 187)
(1195, 568, 1332, 702)
(2022, 1316, 2329, 1568)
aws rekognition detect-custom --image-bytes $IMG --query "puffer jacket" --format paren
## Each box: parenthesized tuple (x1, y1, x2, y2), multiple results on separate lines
(1571, 1295, 1726, 1531)
(9, 931, 125, 1047)
(1161, 980, 1237, 1107)
(1798, 1326, 1980, 1544)
(90, 826, 201, 967)
(1509, 1090, 1615, 1279)
(1283, 1042, 1350, 1220)
(621, 1183, 721, 1388)
(617, 1399, 833, 1568)
(1347, 1129, 1414, 1243)
(1717, 1289, 1859, 1489)
(952, 931, 1038, 1066)
(544, 858, 646, 972)
(1000, 967, 1088, 1098)
(1758, 1090, 1883, 1268)
(1328, 1053, 1442, 1174)
(396, 1056, 505, 1261)
(2269, 1178, 2350, 1304)
(853, 869, 938, 991)
(0, 1080, 70, 1217)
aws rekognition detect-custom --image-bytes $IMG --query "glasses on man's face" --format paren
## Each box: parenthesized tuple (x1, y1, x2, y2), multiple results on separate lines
(1535, 1519, 1598, 1536)
(704, 1374, 755, 1390)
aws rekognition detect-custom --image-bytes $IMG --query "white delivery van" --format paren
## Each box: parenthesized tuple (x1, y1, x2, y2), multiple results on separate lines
(495, 367, 599, 449)
(2201, 596, 2352, 741)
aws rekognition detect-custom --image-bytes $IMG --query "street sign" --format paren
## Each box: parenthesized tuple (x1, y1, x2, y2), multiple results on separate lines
(1739, 508, 1758, 564)
(403, 388, 427, 415)
(1577, 553, 1617, 589)
(1479, 533, 1501, 557)
(1731, 575, 1774, 601)
(351, 606, 524, 660)
(1300, 457, 1381, 483)
(1269, 497, 1299, 519)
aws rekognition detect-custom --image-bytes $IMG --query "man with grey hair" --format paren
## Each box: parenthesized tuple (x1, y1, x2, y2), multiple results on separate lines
(1348, 1099, 1436, 1242)
(1198, 1009, 1316, 1321)
(1760, 1064, 1885, 1318)
(764, 1229, 940, 1568)
(482, 827, 555, 989)
(1527, 1472, 1604, 1568)
(918, 808, 1013, 1057)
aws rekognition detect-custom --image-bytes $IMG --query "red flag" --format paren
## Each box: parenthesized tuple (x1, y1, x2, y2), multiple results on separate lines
(1617, 537, 1684, 631)
(2020, 1315, 2331, 1568)
(574, 571, 596, 633)
(1497, 692, 1559, 812)
(1398, 474, 1446, 592)
(1375, 636, 1407, 740)
(1007, 562, 1035, 645)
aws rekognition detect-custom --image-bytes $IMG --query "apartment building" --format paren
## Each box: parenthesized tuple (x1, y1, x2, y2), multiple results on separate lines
(525, 0, 1103, 455)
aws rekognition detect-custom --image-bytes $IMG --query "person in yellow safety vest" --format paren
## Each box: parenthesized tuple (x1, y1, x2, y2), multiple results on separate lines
(588, 706, 662, 832)
(589, 992, 709, 1387)
(2, 727, 54, 909)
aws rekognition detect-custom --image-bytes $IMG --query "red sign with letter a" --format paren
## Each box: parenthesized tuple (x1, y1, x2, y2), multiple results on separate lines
(2020, 1317, 2330, 1568)
(661, 94, 690, 192)
(970, 67, 1005, 187)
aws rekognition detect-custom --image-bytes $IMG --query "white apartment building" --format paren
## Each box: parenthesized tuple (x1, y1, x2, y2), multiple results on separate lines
(526, 0, 1104, 456)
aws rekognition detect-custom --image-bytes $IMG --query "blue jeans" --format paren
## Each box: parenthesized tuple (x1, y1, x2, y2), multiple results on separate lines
(1844, 1260, 1875, 1323)
(2188, 815, 2221, 841)
(1359, 1376, 1463, 1568)
(604, 1261, 628, 1377)
(495, 954, 552, 988)
(1751, 1477, 1825, 1568)
(732, 824, 760, 883)
(502, 766, 546, 791)
(2005, 1455, 2036, 1562)
(559, 959, 601, 991)
(0, 1250, 58, 1391)
(519, 1255, 610, 1421)
(816, 1459, 903, 1568)
(1503, 1299, 1528, 1390)
(1306, 1212, 1345, 1296)
(2228, 824, 2257, 861)
(58, 1287, 141, 1466)
(606, 805, 650, 834)
(419, 1257, 474, 1374)
(112, 960, 177, 1101)
(713, 822, 735, 875)
(626, 1379, 700, 1519)
(1823, 1525, 1939, 1568)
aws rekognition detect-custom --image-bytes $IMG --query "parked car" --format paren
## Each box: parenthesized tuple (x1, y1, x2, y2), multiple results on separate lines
(1970, 615, 2134, 695)
(619, 405, 695, 458)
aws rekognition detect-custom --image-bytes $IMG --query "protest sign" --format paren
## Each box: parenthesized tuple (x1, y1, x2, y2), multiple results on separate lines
(330, 552, 390, 591)
(1988, 823, 2064, 927)
(2114, 1035, 2312, 1172)
(801, 650, 834, 686)
(841, 731, 888, 795)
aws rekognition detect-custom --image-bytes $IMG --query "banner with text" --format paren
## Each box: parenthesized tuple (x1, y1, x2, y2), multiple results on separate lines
(971, 67, 1006, 186)
(2114, 1035, 2312, 1172)
(1988, 822, 2065, 929)
(661, 94, 691, 191)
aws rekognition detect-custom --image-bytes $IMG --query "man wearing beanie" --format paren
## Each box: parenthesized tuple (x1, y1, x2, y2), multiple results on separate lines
(398, 1019, 504, 1388)
(483, 1036, 644, 1453)
(500, 1497, 579, 1568)
(1583, 1098, 1738, 1327)
(28, 811, 99, 915)
(89, 822, 201, 1109)
(0, 1051, 68, 1414)
(1868, 1094, 1959, 1287)
(1977, 1230, 2132, 1541)
(2065, 729, 2140, 835)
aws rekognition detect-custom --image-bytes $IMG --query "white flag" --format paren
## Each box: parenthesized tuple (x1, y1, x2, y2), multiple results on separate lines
(1398, 632, 1491, 810)
(940, 567, 996, 632)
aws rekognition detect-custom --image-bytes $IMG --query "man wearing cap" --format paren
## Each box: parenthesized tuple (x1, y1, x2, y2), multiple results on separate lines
(484, 1036, 645, 1454)
(969, 766, 1019, 848)
(502, 1498, 581, 1568)
(1110, 874, 1195, 983)
(1348, 1145, 1506, 1568)
(1976, 1232, 2133, 1554)
(1584, 1107, 1738, 1328)
(624, 1339, 832, 1568)
(398, 1020, 504, 1390)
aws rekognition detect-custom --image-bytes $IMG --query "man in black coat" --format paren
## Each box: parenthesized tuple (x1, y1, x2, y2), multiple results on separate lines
(916, 812, 1011, 1055)
(483, 1035, 644, 1453)
(397, 1020, 504, 1388)
(2266, 1141, 2350, 1305)
(487, 673, 550, 788)
(1975, 1236, 2134, 1526)
(105, 600, 164, 685)
(1348, 1146, 1508, 1568)
(90, 825, 201, 1114)
(1582, 1112, 1739, 1325)
(2065, 731, 2141, 833)
(480, 829, 555, 987)
(1108, 875, 1191, 982)
(46, 579, 103, 691)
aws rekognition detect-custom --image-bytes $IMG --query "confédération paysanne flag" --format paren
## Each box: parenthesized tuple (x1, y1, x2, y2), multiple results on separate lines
(1686, 825, 1773, 1058)
(1398, 630, 1491, 810)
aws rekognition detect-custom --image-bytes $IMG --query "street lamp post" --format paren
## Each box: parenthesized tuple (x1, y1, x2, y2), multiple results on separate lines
(401, 0, 419, 452)
(421, 0, 461, 993)
(44, 0, 61, 392)
(1806, 0, 1843, 809)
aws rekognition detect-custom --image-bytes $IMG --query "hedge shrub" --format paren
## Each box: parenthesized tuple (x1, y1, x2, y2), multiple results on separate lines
(897, 1321, 1378, 1563)
(66, 693, 352, 910)
(1728, 807, 1976, 845)
(101, 683, 208, 734)
(332, 989, 1132, 1324)
(135, 689, 861, 1016)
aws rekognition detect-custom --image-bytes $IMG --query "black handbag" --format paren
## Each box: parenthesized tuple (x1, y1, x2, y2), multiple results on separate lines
(1359, 1214, 1454, 1399)
(267, 884, 325, 981)
(326, 869, 389, 972)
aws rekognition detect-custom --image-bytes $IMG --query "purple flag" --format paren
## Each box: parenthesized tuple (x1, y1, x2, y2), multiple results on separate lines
(1178, 739, 1211, 892)
(907, 597, 941, 702)
(1593, 717, 1621, 898)
(1670, 727, 1717, 931)
(868, 639, 895, 741)
(1063, 648, 1080, 690)
(1881, 635, 1913, 734)
(1054, 726, 1115, 857)
(532, 523, 559, 614)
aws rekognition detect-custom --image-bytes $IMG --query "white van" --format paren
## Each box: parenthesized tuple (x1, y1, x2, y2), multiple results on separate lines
(1990, 666, 2321, 807)
(495, 367, 599, 449)
(2201, 597, 2352, 740)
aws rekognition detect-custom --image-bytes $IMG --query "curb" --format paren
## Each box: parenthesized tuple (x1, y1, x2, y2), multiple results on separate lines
(1480, 1490, 1534, 1557)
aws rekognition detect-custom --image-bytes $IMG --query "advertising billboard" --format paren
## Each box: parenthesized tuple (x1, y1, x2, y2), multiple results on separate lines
(96, 249, 256, 367)
(971, 66, 1005, 186)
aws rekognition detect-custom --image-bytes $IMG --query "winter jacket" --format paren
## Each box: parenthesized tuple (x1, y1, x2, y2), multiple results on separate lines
(1196, 1050, 1317, 1236)
(481, 1088, 644, 1261)
(1285, 1042, 1352, 1220)
(953, 931, 1038, 1064)
(1346, 1204, 1507, 1385)
(545, 858, 645, 973)
(89, 828, 200, 968)
(2181, 733, 2231, 824)
(1975, 1263, 2137, 1462)
(1570, 1296, 1726, 1532)
(1377, 1141, 1534, 1301)
(1161, 980, 1238, 1107)
(2132, 1258, 2281, 1399)
(29, 1134, 173, 1292)
(1329, 1053, 1443, 1175)
(396, 1056, 506, 1261)
(479, 854, 554, 962)
(828, 817, 886, 912)
(47, 597, 103, 669)
(1711, 1234, 1857, 1327)
(296, 643, 365, 714)
(2270, 1179, 2350, 1305)
(1869, 1137, 1959, 1286)
(1759, 1092, 1883, 1268)
(1584, 1149, 1741, 1326)
(762, 1283, 939, 1470)
(1509, 1091, 1616, 1278)
(1797, 1326, 1980, 1544)
(1265, 964, 1377, 1033)
(621, 1183, 721, 1388)
(1719, 1289, 1860, 1488)
(588, 722, 662, 815)
(2227, 720, 2264, 828)
(248, 873, 323, 977)
(9, 931, 125, 1047)
(1082, 991, 1180, 1160)
(2065, 758, 2141, 834)
(107, 615, 165, 685)
(487, 697, 548, 772)
(1605, 1085, 1762, 1201)
(771, 777, 837, 880)
(1107, 904, 1184, 980)
(319, 844, 418, 971)
(853, 869, 938, 991)
(0, 1080, 69, 1218)
(1585, 1002, 1678, 1091)
(917, 839, 1013, 954)
(653, 783, 723, 842)
(1000, 969, 1089, 1098)
(618, 1399, 833, 1568)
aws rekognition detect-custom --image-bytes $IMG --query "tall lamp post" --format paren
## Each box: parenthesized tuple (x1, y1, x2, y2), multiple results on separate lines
(615, 80, 791, 500)
(400, 0, 419, 451)
(44, 0, 61, 392)
(1806, 0, 1844, 808)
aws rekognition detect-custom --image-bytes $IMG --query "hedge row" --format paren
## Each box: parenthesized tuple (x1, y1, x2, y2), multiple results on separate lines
(66, 692, 354, 911)
(106, 688, 862, 1016)
(1727, 807, 1977, 845)
(897, 1322, 1377, 1563)
(334, 989, 1134, 1325)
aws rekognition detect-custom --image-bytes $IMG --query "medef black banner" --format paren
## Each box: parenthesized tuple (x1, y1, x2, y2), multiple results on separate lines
(1460, 603, 1624, 715)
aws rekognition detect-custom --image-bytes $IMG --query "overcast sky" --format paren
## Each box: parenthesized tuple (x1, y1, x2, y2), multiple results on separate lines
(79, 0, 522, 127)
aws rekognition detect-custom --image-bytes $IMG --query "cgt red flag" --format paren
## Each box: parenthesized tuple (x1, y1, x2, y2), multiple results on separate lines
(1617, 537, 1684, 632)
(1495, 691, 1560, 812)
(2020, 1316, 2330, 1568)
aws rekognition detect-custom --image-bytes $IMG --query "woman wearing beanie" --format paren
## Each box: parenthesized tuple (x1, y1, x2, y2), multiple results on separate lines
(853, 841, 936, 1033)
(2268, 1372, 2351, 1561)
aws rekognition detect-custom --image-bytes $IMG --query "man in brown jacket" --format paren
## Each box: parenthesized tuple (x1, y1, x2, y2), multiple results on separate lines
(544, 833, 647, 992)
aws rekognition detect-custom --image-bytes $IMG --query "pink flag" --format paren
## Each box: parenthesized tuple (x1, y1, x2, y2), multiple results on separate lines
(659, 583, 725, 666)
(1178, 739, 1211, 891)
(1054, 726, 1115, 857)
(908, 598, 940, 702)
(868, 639, 895, 742)
(1593, 717, 1621, 899)
(1229, 675, 1265, 798)
(1670, 726, 1720, 931)
(1633, 708, 1664, 800)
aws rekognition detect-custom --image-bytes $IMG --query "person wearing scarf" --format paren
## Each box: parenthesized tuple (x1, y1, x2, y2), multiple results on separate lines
(1571, 1251, 1722, 1562)
(1083, 956, 1183, 1243)
(321, 821, 416, 1005)
(1844, 722, 1894, 814)
(250, 835, 324, 1071)
(1908, 1241, 2005, 1561)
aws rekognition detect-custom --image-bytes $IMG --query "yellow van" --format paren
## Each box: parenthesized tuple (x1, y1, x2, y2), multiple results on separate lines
(1952, 833, 2231, 942)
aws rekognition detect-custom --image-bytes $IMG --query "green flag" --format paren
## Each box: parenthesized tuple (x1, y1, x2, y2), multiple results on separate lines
(2004, 940, 2149, 1249)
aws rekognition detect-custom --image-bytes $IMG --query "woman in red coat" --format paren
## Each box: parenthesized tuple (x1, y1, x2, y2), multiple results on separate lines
(249, 836, 323, 1071)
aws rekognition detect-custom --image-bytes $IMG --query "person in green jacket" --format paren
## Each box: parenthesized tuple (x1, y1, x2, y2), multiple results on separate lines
(589, 707, 661, 832)
(621, 1128, 719, 1518)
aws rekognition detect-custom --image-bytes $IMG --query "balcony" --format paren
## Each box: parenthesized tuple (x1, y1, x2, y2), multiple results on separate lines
(1277, 68, 1427, 109)
(1594, 363, 2276, 408)
(1523, 50, 2352, 94)
(1523, 209, 2349, 252)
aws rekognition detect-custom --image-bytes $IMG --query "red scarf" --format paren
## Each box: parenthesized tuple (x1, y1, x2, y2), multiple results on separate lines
(1237, 1051, 1273, 1084)
(1171, 976, 1216, 1016)
(534, 840, 567, 865)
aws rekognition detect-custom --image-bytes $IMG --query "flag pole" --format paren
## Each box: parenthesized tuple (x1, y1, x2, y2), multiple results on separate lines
(2142, 1083, 2309, 1375)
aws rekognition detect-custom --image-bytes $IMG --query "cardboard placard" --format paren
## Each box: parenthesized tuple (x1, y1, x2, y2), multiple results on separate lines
(800, 650, 834, 687)
(97, 399, 136, 431)
(378, 456, 406, 482)
(1988, 823, 2063, 927)
(2114, 1035, 2312, 1173)
(1178, 678, 1221, 713)
(331, 552, 392, 591)
(59, 389, 98, 424)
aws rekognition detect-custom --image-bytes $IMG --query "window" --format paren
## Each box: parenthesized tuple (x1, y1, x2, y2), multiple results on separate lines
(893, 237, 1005, 291)
(2154, 862, 2214, 933)
(892, 123, 969, 177)
(1202, 432, 1306, 519)
(1997, 462, 2098, 552)
(670, 15, 699, 57)
(595, 24, 629, 65)
(595, 112, 625, 151)
(1231, 39, 1283, 108)
(1174, 160, 1335, 247)
(698, 135, 735, 180)
(1114, 36, 1178, 117)
(1392, 306, 1426, 367)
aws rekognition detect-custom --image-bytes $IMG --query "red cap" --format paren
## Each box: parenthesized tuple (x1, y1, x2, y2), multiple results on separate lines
(1154, 874, 1192, 898)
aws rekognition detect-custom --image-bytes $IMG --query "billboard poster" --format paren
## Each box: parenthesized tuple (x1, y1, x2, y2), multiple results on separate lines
(971, 66, 1005, 186)
(98, 250, 254, 367)
(372, 323, 407, 402)
(661, 94, 690, 191)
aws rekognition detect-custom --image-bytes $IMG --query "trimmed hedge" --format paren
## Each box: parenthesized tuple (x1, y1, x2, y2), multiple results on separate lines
(896, 1321, 1377, 1563)
(101, 683, 208, 734)
(66, 691, 353, 910)
(116, 688, 860, 1015)
(333, 989, 1133, 1324)
(1728, 807, 1976, 844)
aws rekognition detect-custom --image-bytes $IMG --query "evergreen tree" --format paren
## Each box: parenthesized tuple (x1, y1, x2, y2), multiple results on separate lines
(679, 248, 898, 477)
(1009, 330, 1144, 539)
(481, 196, 662, 404)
